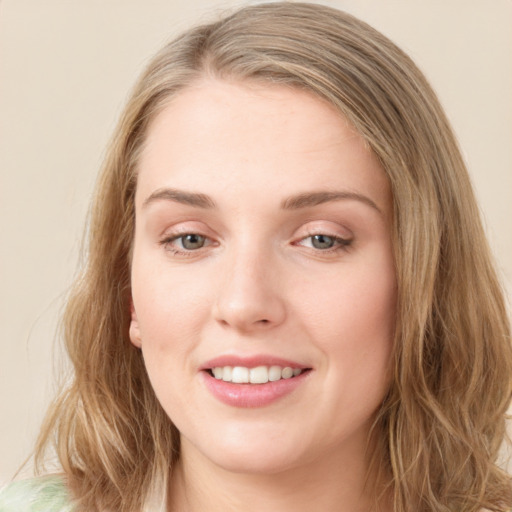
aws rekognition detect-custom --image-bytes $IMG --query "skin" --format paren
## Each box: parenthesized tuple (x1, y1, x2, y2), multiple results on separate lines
(129, 79, 396, 512)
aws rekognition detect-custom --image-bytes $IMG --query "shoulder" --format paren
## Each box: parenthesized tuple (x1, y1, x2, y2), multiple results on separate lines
(0, 475, 74, 512)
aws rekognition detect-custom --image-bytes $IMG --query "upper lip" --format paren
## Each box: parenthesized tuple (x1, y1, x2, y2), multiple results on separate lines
(200, 355, 311, 370)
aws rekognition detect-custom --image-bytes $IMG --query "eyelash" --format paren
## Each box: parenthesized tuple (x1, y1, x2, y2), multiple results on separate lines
(159, 231, 353, 257)
(297, 233, 353, 253)
(159, 233, 213, 258)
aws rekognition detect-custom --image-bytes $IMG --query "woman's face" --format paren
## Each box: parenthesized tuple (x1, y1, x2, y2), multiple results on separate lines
(130, 79, 396, 474)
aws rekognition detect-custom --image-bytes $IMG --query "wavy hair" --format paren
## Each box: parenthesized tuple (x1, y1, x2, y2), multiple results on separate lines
(35, 3, 512, 511)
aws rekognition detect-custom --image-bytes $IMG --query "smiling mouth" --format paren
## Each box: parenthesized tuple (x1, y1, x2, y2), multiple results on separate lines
(206, 365, 311, 384)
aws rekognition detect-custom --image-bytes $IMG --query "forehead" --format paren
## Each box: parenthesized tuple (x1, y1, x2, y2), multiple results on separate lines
(136, 79, 391, 213)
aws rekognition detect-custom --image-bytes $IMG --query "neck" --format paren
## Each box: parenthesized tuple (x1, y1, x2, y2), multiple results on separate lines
(168, 437, 391, 512)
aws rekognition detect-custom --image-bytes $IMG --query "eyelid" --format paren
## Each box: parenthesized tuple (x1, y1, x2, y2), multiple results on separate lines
(159, 233, 217, 259)
(295, 220, 353, 239)
(295, 233, 353, 251)
(156, 217, 222, 242)
(291, 221, 355, 255)
(157, 221, 219, 256)
(166, 232, 210, 246)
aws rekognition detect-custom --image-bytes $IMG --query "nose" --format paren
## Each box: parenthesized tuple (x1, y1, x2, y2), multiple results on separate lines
(213, 247, 287, 332)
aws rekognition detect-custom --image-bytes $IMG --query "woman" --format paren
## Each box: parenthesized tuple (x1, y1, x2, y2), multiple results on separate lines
(1, 2, 510, 511)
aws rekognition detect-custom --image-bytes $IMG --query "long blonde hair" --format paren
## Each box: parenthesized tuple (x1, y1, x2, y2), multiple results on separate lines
(35, 3, 512, 511)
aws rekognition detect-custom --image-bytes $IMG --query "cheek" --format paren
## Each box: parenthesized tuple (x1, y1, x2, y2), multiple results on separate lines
(298, 255, 396, 375)
(132, 269, 207, 410)
(131, 257, 211, 347)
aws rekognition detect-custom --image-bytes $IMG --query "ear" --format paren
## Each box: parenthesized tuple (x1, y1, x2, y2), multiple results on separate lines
(129, 300, 142, 348)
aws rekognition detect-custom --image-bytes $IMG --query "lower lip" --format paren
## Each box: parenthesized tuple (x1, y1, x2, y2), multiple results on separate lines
(201, 371, 310, 408)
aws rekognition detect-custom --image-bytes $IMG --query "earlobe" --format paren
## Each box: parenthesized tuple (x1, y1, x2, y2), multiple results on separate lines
(129, 301, 142, 348)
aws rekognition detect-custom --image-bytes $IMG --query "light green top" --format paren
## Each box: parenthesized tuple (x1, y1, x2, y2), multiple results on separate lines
(0, 475, 73, 512)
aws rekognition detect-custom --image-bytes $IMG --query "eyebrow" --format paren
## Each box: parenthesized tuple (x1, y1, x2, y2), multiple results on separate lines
(281, 190, 382, 214)
(142, 187, 381, 214)
(142, 188, 217, 209)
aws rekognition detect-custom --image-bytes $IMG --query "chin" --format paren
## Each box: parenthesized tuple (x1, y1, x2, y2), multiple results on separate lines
(183, 428, 312, 476)
(208, 447, 304, 475)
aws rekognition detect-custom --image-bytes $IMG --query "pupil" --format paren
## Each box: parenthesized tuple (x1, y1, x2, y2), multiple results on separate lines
(312, 234, 334, 249)
(183, 234, 204, 249)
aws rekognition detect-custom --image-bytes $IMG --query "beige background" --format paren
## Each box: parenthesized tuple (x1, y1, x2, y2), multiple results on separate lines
(1, 0, 511, 483)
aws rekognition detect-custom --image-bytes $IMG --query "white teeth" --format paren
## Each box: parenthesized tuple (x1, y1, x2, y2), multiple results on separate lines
(281, 367, 294, 379)
(211, 365, 305, 384)
(222, 366, 232, 382)
(268, 365, 282, 382)
(249, 366, 268, 384)
(231, 366, 249, 383)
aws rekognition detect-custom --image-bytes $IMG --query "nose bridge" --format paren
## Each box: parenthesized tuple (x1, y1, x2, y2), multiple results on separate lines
(213, 235, 286, 331)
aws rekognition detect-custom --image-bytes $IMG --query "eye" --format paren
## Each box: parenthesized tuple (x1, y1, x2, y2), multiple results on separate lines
(176, 233, 207, 250)
(310, 234, 336, 250)
(160, 232, 213, 255)
(297, 233, 352, 252)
